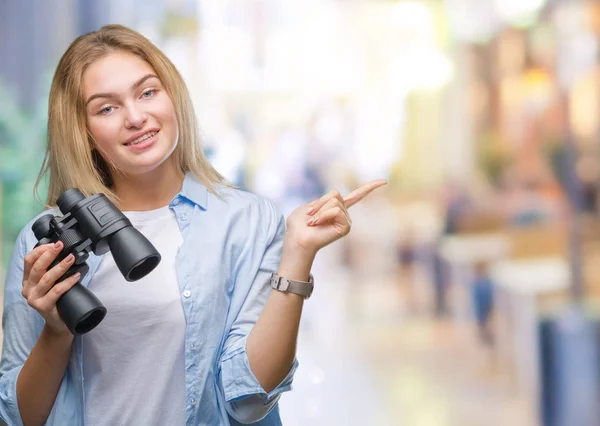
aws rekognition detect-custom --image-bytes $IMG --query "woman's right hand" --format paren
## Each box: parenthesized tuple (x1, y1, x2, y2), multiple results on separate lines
(21, 241, 81, 337)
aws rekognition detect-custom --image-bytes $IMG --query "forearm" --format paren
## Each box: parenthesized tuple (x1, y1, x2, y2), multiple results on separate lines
(246, 240, 314, 393)
(16, 325, 73, 426)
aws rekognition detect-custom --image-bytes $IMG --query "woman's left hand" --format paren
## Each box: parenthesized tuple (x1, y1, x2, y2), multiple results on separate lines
(284, 179, 387, 257)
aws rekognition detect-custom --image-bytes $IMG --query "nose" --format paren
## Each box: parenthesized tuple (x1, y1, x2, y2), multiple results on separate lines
(124, 103, 148, 129)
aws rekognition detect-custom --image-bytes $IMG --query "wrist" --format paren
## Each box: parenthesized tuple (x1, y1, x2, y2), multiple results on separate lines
(280, 238, 316, 282)
(42, 324, 74, 346)
(282, 236, 317, 262)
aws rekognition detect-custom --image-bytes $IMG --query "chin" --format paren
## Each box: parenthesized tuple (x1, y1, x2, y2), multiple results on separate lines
(125, 156, 177, 176)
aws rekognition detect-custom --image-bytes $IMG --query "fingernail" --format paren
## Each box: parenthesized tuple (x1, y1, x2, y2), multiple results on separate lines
(73, 272, 81, 280)
(312, 216, 319, 225)
(64, 254, 74, 264)
(306, 217, 314, 225)
(54, 242, 62, 250)
(306, 206, 314, 215)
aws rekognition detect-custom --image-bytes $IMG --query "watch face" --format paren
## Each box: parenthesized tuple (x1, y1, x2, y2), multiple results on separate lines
(305, 286, 314, 299)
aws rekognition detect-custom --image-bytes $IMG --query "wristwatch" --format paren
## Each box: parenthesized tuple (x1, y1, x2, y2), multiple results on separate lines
(270, 273, 314, 299)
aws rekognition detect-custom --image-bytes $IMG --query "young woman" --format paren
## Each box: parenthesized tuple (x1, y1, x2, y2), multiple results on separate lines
(0, 25, 385, 426)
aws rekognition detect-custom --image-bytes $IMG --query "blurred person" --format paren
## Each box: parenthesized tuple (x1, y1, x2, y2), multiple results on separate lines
(471, 262, 495, 347)
(398, 231, 417, 274)
(431, 181, 471, 318)
(576, 155, 600, 215)
(0, 25, 386, 426)
(441, 180, 471, 235)
(431, 247, 449, 318)
(396, 229, 420, 316)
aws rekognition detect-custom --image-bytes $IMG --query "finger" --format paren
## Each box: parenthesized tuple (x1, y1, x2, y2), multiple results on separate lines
(308, 206, 351, 235)
(31, 254, 76, 300)
(307, 198, 348, 225)
(24, 243, 55, 278)
(43, 273, 81, 308)
(28, 241, 63, 284)
(30, 273, 80, 313)
(307, 197, 345, 220)
(307, 189, 343, 216)
(23, 243, 58, 297)
(343, 179, 387, 209)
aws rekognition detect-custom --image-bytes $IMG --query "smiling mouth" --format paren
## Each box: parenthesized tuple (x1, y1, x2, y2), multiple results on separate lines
(125, 130, 159, 146)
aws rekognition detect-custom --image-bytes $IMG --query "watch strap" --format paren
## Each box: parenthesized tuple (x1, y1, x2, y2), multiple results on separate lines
(270, 273, 314, 299)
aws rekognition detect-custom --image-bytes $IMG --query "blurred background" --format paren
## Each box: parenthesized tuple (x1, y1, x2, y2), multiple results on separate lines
(3, 0, 600, 425)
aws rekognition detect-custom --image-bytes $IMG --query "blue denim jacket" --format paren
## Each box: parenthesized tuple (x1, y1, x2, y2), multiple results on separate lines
(0, 173, 297, 425)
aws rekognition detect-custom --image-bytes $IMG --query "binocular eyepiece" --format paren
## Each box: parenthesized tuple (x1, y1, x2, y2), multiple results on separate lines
(32, 189, 161, 335)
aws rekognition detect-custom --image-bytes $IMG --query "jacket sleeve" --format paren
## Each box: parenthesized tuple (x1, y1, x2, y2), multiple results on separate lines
(0, 226, 44, 426)
(218, 198, 298, 424)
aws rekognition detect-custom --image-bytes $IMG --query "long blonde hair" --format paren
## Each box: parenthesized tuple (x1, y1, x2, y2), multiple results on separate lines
(36, 24, 227, 207)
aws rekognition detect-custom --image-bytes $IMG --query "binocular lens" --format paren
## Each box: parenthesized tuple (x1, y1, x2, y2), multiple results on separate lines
(109, 226, 161, 281)
(57, 188, 86, 214)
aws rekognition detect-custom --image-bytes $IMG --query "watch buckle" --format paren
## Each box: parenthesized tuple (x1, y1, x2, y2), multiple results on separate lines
(271, 275, 290, 292)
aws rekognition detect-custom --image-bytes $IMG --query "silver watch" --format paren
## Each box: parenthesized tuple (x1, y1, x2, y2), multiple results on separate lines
(270, 273, 314, 299)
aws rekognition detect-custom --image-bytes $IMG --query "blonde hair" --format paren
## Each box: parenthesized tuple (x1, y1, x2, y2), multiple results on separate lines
(36, 24, 227, 207)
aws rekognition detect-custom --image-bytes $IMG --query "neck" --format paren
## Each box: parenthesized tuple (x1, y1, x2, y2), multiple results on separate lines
(111, 162, 185, 211)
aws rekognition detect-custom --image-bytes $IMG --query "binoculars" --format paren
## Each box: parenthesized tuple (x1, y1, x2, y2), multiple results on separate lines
(32, 189, 161, 335)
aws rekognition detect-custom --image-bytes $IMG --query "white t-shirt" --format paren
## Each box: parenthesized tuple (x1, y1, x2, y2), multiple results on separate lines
(82, 206, 186, 425)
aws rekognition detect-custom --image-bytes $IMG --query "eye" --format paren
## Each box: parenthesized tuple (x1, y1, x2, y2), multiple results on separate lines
(98, 105, 114, 115)
(141, 88, 157, 99)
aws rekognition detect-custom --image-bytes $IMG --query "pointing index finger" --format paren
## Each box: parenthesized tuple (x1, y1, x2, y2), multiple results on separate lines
(343, 179, 387, 208)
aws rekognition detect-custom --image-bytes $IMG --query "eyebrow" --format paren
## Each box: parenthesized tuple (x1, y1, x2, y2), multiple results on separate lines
(85, 73, 159, 106)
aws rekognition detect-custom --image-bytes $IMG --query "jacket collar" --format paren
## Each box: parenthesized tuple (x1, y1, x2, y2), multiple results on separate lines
(176, 172, 209, 210)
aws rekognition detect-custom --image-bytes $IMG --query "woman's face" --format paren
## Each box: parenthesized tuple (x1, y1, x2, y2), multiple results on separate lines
(83, 51, 179, 178)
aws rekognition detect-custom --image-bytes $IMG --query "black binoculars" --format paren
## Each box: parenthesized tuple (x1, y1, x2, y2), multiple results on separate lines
(31, 189, 161, 335)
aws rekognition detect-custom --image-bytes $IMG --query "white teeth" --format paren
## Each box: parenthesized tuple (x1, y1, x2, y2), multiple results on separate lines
(127, 131, 157, 146)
